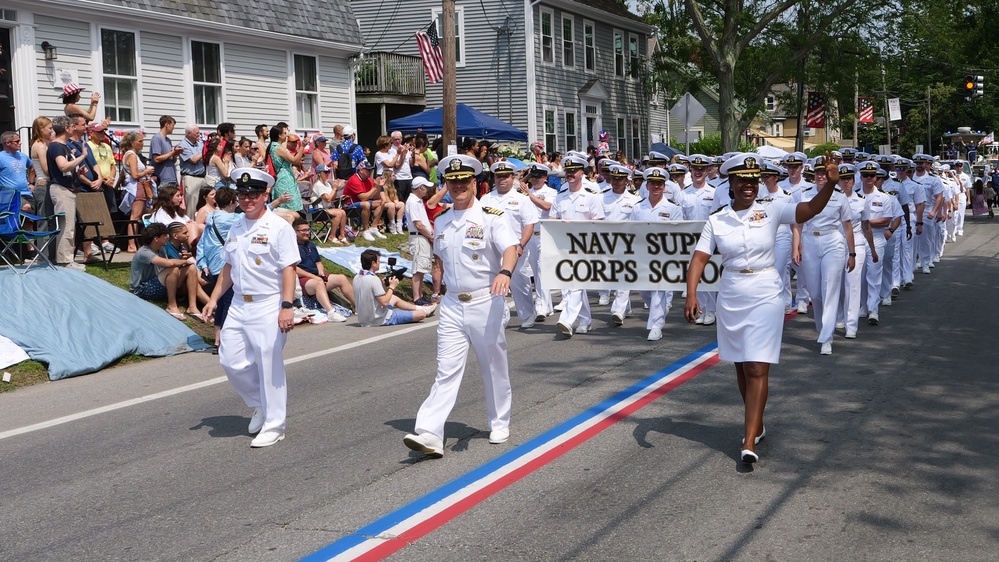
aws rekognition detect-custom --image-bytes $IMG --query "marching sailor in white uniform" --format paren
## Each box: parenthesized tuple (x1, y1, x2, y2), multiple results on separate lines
(599, 164, 641, 320)
(521, 163, 558, 321)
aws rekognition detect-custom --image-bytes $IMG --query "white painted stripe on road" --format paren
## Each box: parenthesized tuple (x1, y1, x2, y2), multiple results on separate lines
(0, 321, 438, 442)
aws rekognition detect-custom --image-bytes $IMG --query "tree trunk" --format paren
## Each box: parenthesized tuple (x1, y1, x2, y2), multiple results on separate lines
(717, 57, 740, 152)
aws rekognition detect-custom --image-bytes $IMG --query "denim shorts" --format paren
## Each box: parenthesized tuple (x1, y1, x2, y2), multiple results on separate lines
(383, 306, 415, 325)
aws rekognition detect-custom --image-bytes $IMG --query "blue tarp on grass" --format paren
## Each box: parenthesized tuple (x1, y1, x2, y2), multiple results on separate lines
(0, 267, 210, 380)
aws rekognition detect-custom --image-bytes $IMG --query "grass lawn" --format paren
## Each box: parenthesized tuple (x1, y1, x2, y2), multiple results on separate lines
(1, 231, 415, 393)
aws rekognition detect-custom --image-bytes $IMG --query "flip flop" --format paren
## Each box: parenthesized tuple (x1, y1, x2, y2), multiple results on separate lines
(167, 311, 186, 320)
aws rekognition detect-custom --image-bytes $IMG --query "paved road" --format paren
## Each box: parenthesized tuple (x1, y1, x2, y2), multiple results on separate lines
(3, 217, 998, 561)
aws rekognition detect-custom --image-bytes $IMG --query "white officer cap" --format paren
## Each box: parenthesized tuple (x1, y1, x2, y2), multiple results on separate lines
(643, 167, 669, 181)
(674, 154, 690, 164)
(761, 161, 783, 177)
(876, 168, 889, 179)
(782, 152, 808, 165)
(562, 154, 589, 172)
(857, 151, 871, 161)
(647, 151, 670, 165)
(599, 158, 617, 169)
(438, 154, 482, 180)
(490, 160, 517, 175)
(230, 167, 274, 192)
(894, 158, 911, 169)
(912, 153, 934, 163)
(719, 153, 763, 178)
(712, 155, 727, 165)
(607, 164, 632, 179)
(857, 161, 880, 175)
(411, 176, 435, 190)
(875, 154, 896, 165)
(566, 150, 589, 160)
(721, 151, 740, 160)
(688, 154, 711, 168)
(527, 163, 550, 177)
(840, 147, 858, 158)
(668, 163, 688, 176)
(838, 163, 858, 176)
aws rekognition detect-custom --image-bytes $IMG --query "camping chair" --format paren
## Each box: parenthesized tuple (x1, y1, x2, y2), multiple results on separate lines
(75, 191, 144, 270)
(0, 185, 62, 273)
(308, 200, 334, 243)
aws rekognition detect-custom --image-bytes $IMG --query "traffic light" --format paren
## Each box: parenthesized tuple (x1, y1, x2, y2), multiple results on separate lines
(975, 75, 984, 97)
(965, 74, 975, 95)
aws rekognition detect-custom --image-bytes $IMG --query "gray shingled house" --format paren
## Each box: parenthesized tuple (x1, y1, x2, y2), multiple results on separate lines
(0, 0, 363, 137)
(350, 0, 657, 159)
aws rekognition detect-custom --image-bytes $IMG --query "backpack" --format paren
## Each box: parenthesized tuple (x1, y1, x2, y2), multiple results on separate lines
(336, 143, 355, 180)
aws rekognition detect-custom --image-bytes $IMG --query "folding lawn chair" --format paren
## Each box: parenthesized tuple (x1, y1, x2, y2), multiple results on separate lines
(0, 185, 63, 273)
(75, 191, 144, 270)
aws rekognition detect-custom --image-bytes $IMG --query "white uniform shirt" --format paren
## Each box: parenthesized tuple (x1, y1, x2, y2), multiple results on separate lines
(638, 179, 682, 203)
(405, 193, 431, 235)
(629, 196, 684, 222)
(842, 190, 868, 238)
(550, 186, 606, 221)
(882, 178, 912, 207)
(863, 189, 903, 231)
(900, 177, 927, 208)
(433, 199, 519, 293)
(710, 179, 731, 211)
(778, 178, 813, 197)
(696, 201, 798, 271)
(223, 210, 300, 296)
(602, 189, 642, 221)
(480, 189, 539, 235)
(529, 184, 558, 233)
(912, 172, 945, 213)
(680, 184, 716, 220)
(795, 185, 851, 233)
(755, 187, 794, 241)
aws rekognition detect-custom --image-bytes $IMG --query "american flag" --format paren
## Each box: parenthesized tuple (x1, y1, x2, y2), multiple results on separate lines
(858, 96, 875, 123)
(805, 92, 825, 128)
(980, 132, 994, 145)
(416, 22, 445, 84)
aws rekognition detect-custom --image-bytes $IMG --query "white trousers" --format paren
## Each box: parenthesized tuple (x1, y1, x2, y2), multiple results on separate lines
(558, 289, 591, 328)
(220, 295, 288, 434)
(901, 221, 915, 284)
(775, 233, 793, 307)
(865, 233, 887, 316)
(838, 240, 867, 335)
(511, 250, 536, 321)
(521, 235, 552, 316)
(957, 194, 967, 233)
(414, 293, 511, 439)
(802, 232, 846, 344)
(610, 289, 632, 319)
(641, 290, 673, 330)
(792, 259, 809, 305)
(697, 290, 716, 313)
(916, 215, 936, 266)
(883, 233, 899, 293)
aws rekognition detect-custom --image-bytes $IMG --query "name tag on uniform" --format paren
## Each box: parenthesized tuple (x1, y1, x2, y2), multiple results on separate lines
(872, 201, 884, 207)
(658, 211, 672, 218)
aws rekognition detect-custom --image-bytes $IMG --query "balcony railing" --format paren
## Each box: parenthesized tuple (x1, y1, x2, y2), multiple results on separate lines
(355, 52, 425, 98)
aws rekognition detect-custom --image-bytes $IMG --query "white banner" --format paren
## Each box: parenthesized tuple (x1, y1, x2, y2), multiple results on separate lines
(888, 98, 902, 122)
(539, 220, 724, 291)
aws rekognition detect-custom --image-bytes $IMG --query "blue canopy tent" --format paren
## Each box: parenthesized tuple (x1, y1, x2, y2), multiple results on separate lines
(650, 143, 683, 158)
(387, 104, 528, 142)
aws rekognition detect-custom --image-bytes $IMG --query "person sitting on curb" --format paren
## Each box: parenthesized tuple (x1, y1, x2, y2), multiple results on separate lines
(292, 217, 353, 322)
(128, 222, 205, 320)
(353, 249, 437, 327)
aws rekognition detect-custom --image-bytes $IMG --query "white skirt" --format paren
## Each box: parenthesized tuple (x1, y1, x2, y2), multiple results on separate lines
(716, 268, 784, 364)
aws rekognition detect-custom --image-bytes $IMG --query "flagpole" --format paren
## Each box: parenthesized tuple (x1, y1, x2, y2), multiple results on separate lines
(442, 0, 457, 151)
(854, 71, 859, 150)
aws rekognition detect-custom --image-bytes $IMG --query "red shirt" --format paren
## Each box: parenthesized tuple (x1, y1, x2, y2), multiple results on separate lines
(343, 174, 374, 205)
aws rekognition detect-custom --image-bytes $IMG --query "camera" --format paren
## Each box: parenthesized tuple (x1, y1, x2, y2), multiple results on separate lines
(383, 256, 407, 287)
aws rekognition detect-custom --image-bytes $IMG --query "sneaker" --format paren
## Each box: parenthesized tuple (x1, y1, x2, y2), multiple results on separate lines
(403, 432, 444, 457)
(535, 312, 547, 322)
(328, 311, 348, 322)
(612, 313, 624, 326)
(859, 309, 868, 318)
(845, 330, 857, 339)
(414, 297, 431, 306)
(309, 311, 330, 324)
(248, 408, 264, 434)
(553, 300, 566, 312)
(431, 294, 442, 303)
(702, 311, 716, 326)
(597, 295, 610, 305)
(820, 342, 832, 355)
(695, 312, 705, 325)
(904, 282, 913, 290)
(102, 241, 116, 253)
(647, 327, 662, 341)
(784, 305, 794, 315)
(575, 324, 590, 334)
(423, 303, 438, 317)
(868, 312, 879, 325)
(362, 229, 376, 242)
(387, 222, 397, 234)
(250, 430, 285, 448)
(881, 296, 892, 307)
(62, 262, 86, 271)
(922, 266, 931, 274)
(958, 230, 964, 236)
(796, 302, 808, 314)
(488, 428, 510, 444)
(557, 321, 573, 337)
(835, 322, 846, 330)
(520, 316, 535, 328)
(891, 286, 900, 297)
(372, 228, 387, 240)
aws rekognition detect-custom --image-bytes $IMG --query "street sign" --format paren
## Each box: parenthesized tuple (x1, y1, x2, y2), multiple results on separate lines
(669, 93, 706, 129)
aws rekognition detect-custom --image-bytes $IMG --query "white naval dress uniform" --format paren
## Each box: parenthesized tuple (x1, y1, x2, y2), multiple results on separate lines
(957, 172, 970, 235)
(219, 210, 300, 435)
(755, 187, 794, 309)
(550, 185, 605, 330)
(525, 184, 558, 316)
(696, 200, 799, 363)
(899, 177, 926, 284)
(881, 179, 911, 291)
(480, 189, 540, 321)
(680, 184, 718, 317)
(795, 186, 851, 345)
(912, 172, 944, 270)
(413, 199, 519, 441)
(600, 188, 642, 318)
(941, 177, 958, 249)
(779, 178, 814, 307)
(837, 190, 868, 335)
(862, 189, 902, 314)
(630, 197, 684, 331)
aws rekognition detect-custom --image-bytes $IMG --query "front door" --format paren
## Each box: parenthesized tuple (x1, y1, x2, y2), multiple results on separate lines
(583, 102, 601, 152)
(0, 29, 14, 132)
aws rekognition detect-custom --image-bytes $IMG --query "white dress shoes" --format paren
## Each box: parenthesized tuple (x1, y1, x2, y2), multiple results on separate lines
(647, 327, 662, 341)
(520, 316, 535, 329)
(557, 321, 573, 337)
(248, 408, 264, 434)
(741, 449, 759, 463)
(702, 311, 716, 325)
(404, 432, 444, 457)
(575, 324, 590, 334)
(250, 430, 285, 448)
(742, 426, 766, 445)
(820, 342, 832, 355)
(488, 428, 510, 444)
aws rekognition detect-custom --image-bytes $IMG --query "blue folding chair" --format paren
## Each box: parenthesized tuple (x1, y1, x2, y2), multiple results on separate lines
(0, 185, 63, 273)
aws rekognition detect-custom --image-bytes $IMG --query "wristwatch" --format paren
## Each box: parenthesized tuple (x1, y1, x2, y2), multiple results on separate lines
(848, 252, 857, 257)
(498, 269, 513, 277)
(281, 301, 294, 309)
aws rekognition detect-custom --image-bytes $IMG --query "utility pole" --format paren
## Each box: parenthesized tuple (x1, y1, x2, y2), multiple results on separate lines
(926, 85, 932, 154)
(442, 0, 457, 151)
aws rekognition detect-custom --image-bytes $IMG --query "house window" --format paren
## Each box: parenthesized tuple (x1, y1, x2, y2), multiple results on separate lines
(613, 30, 624, 78)
(631, 117, 640, 159)
(765, 95, 776, 112)
(565, 111, 577, 152)
(432, 8, 465, 65)
(562, 15, 574, 68)
(629, 34, 640, 79)
(768, 122, 783, 137)
(617, 117, 626, 154)
(583, 20, 595, 72)
(294, 54, 319, 130)
(191, 41, 222, 126)
(101, 29, 138, 123)
(544, 109, 557, 153)
(540, 8, 554, 64)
